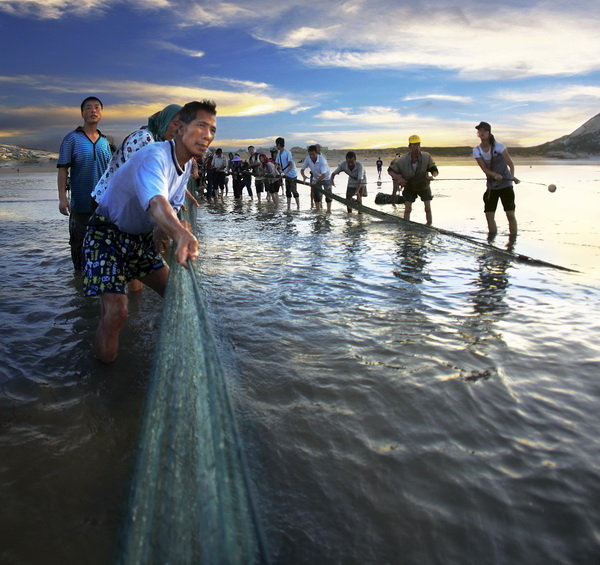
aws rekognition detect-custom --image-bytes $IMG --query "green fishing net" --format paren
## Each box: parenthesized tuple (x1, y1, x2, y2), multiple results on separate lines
(119, 203, 268, 564)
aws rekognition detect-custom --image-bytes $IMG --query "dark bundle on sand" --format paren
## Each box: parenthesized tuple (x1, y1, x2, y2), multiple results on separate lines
(375, 192, 405, 205)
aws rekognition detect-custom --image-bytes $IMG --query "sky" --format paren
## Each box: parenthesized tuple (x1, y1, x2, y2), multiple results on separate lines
(1, 0, 600, 153)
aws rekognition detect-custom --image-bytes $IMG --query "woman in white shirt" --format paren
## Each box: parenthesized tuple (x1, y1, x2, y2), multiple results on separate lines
(473, 121, 520, 236)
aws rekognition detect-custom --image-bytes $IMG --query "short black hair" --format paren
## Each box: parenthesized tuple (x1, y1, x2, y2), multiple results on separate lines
(276, 137, 285, 147)
(308, 144, 318, 153)
(80, 96, 103, 112)
(179, 99, 217, 124)
(346, 151, 356, 159)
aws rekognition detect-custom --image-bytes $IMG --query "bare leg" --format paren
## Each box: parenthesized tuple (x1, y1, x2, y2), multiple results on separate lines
(96, 293, 128, 363)
(424, 201, 432, 225)
(485, 211, 497, 235)
(404, 201, 413, 221)
(139, 265, 170, 297)
(127, 279, 143, 292)
(295, 196, 300, 210)
(506, 210, 517, 235)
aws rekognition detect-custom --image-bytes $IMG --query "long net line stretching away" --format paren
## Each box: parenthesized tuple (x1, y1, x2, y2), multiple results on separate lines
(119, 203, 269, 565)
(301, 181, 577, 272)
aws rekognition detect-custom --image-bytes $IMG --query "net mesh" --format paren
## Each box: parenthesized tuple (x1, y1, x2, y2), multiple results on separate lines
(119, 203, 268, 564)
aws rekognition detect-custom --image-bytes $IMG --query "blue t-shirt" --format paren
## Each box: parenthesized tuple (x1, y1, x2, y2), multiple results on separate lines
(57, 127, 112, 213)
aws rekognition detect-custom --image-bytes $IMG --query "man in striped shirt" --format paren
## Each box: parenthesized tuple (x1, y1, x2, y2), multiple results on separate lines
(57, 96, 112, 272)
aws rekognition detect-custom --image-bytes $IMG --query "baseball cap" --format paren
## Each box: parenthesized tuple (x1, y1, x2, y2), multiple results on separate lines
(475, 121, 491, 131)
(408, 134, 421, 144)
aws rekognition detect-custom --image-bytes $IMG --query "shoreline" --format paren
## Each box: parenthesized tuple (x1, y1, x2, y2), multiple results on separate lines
(1, 154, 598, 176)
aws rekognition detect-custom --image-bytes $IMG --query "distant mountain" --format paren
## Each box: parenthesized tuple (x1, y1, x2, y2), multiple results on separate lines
(517, 113, 600, 158)
(0, 144, 58, 163)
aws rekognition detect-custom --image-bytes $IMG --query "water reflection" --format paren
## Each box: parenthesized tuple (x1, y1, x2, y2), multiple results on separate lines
(393, 230, 433, 284)
(470, 235, 515, 317)
(341, 216, 368, 270)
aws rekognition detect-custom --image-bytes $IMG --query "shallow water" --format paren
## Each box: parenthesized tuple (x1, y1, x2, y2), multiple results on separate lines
(0, 165, 599, 564)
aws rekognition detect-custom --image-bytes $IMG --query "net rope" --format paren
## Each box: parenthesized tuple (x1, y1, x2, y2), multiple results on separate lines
(119, 202, 269, 564)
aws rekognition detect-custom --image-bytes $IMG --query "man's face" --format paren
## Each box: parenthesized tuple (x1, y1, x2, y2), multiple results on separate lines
(346, 156, 356, 169)
(248, 146, 255, 155)
(409, 142, 420, 155)
(308, 150, 318, 162)
(81, 100, 103, 125)
(179, 110, 217, 157)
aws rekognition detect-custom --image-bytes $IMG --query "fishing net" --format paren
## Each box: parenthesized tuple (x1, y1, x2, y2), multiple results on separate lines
(119, 203, 268, 564)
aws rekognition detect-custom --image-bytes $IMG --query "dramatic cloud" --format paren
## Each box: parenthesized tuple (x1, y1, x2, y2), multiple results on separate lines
(3, 1, 598, 80)
(0, 74, 299, 117)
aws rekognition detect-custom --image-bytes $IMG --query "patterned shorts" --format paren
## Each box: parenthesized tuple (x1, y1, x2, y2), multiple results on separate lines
(82, 216, 164, 296)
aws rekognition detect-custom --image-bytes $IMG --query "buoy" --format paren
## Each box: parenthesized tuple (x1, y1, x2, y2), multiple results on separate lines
(548, 184, 557, 193)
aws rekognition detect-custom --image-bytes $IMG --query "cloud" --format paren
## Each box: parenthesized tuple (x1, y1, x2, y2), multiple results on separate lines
(151, 40, 204, 58)
(290, 105, 319, 115)
(0, 0, 169, 19)
(4, 1, 598, 80)
(0, 74, 300, 117)
(403, 94, 473, 104)
(496, 85, 600, 104)
(243, 1, 600, 80)
(254, 25, 341, 49)
(308, 106, 476, 147)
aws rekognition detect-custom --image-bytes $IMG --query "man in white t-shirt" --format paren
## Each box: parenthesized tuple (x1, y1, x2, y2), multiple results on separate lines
(301, 144, 332, 212)
(82, 100, 217, 363)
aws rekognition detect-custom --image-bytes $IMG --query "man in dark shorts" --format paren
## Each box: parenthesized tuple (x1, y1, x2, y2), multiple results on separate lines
(275, 137, 299, 210)
(330, 151, 367, 213)
(82, 100, 217, 363)
(388, 134, 438, 225)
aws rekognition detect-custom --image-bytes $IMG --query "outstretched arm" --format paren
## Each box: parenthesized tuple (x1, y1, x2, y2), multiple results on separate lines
(149, 195, 198, 267)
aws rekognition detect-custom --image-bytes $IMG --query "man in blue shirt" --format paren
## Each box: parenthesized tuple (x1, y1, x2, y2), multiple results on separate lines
(57, 96, 112, 271)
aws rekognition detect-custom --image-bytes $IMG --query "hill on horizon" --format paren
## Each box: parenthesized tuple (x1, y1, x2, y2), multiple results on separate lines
(519, 112, 600, 157)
